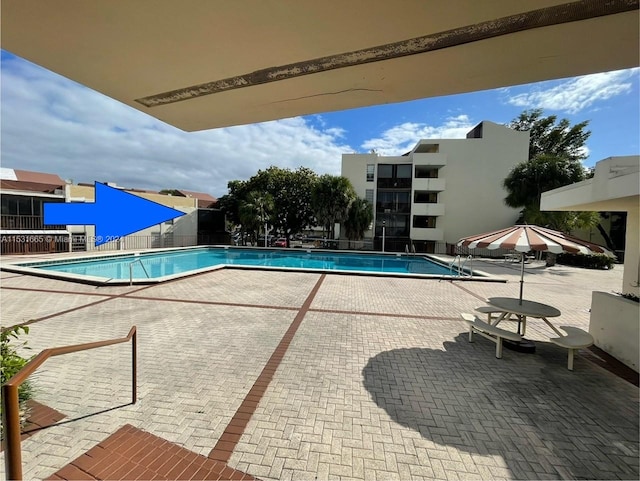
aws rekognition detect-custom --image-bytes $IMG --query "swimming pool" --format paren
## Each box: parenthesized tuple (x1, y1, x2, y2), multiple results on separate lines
(6, 247, 481, 284)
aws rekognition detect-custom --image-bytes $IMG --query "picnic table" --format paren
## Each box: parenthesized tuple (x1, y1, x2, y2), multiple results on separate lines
(487, 297, 562, 336)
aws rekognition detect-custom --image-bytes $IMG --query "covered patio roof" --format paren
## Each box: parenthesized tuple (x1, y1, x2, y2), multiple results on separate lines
(2, 0, 638, 131)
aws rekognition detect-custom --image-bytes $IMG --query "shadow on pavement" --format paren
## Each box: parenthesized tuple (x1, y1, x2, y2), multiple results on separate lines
(362, 333, 639, 480)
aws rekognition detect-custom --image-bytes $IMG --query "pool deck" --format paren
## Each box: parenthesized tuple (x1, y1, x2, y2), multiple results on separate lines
(1, 253, 638, 480)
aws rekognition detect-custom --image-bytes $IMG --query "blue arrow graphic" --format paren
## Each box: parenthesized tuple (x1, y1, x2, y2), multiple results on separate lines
(44, 182, 186, 246)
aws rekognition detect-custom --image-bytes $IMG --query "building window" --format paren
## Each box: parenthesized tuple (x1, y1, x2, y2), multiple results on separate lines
(365, 189, 374, 204)
(376, 191, 410, 214)
(377, 164, 412, 188)
(366, 164, 374, 182)
(415, 166, 439, 178)
(414, 191, 438, 203)
(376, 215, 409, 237)
(378, 164, 393, 178)
(396, 164, 412, 178)
(413, 215, 437, 228)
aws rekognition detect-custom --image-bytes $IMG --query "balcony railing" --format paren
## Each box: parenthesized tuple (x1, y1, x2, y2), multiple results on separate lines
(412, 203, 445, 216)
(0, 215, 66, 231)
(376, 178, 412, 189)
(412, 178, 446, 192)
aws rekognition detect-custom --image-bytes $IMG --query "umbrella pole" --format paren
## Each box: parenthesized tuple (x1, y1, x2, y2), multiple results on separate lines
(519, 253, 525, 304)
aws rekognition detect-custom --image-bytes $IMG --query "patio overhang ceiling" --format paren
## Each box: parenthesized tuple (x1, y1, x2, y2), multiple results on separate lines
(2, 0, 638, 132)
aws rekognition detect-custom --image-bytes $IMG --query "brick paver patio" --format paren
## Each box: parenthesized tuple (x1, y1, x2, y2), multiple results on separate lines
(1, 256, 638, 480)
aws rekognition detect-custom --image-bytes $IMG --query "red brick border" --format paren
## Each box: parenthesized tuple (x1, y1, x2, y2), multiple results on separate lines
(584, 345, 639, 386)
(0, 400, 66, 452)
(45, 424, 257, 480)
(208, 274, 326, 462)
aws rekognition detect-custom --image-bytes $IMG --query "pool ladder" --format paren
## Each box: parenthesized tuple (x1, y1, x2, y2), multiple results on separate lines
(404, 244, 417, 256)
(129, 259, 150, 286)
(449, 255, 473, 278)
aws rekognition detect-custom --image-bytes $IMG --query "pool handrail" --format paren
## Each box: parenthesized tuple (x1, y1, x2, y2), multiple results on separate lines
(449, 254, 473, 278)
(129, 258, 150, 285)
(1, 326, 137, 481)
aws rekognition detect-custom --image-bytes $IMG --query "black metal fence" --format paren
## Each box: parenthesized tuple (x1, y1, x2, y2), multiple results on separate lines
(0, 234, 70, 255)
(24, 233, 516, 260)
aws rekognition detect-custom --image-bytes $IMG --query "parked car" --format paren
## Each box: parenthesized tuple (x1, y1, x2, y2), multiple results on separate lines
(273, 238, 287, 247)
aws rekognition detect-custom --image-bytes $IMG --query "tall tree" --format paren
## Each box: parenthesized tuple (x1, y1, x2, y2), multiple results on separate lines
(239, 191, 274, 245)
(503, 154, 587, 211)
(508, 108, 591, 161)
(504, 110, 599, 265)
(311, 175, 356, 239)
(217, 180, 246, 226)
(343, 198, 373, 249)
(218, 180, 249, 242)
(245, 166, 318, 245)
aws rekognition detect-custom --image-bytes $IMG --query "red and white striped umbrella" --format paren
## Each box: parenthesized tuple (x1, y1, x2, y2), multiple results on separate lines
(457, 225, 615, 303)
(457, 224, 614, 256)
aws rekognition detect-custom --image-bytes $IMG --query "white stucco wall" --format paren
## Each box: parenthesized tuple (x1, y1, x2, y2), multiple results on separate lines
(341, 153, 377, 239)
(341, 153, 377, 198)
(623, 205, 639, 296)
(434, 121, 528, 243)
(590, 291, 639, 372)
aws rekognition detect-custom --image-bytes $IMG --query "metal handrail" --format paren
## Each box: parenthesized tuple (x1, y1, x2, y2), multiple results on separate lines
(1, 326, 137, 481)
(448, 255, 473, 277)
(460, 254, 474, 278)
(449, 255, 461, 276)
(129, 259, 150, 286)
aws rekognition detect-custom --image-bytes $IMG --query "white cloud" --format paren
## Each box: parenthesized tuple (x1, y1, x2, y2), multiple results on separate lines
(577, 145, 590, 160)
(0, 55, 353, 197)
(507, 68, 638, 114)
(361, 114, 474, 155)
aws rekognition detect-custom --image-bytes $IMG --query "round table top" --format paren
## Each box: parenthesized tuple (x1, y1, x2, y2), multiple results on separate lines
(487, 297, 561, 317)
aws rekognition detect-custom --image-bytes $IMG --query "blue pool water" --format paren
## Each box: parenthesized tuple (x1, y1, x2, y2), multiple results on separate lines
(19, 247, 463, 282)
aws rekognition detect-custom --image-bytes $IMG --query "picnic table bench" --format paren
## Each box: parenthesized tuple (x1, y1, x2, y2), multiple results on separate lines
(549, 326, 594, 370)
(461, 313, 523, 359)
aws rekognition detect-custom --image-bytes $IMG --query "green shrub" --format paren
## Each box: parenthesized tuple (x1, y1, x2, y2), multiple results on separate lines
(556, 253, 615, 270)
(1, 325, 34, 438)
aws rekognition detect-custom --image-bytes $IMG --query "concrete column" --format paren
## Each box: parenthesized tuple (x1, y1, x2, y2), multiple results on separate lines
(623, 205, 639, 296)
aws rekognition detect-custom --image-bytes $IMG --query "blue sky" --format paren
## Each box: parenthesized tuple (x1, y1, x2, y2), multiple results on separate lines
(1, 50, 638, 197)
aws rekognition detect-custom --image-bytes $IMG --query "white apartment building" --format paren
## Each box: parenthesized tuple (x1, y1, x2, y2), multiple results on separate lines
(341, 121, 530, 252)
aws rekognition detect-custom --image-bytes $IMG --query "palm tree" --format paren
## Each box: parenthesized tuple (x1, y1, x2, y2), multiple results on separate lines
(239, 191, 274, 245)
(343, 198, 373, 249)
(311, 175, 356, 238)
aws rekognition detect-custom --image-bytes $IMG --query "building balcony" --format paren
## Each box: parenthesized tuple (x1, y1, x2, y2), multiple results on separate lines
(377, 178, 412, 189)
(1, 215, 66, 231)
(412, 178, 445, 191)
(410, 227, 444, 241)
(412, 203, 445, 216)
(413, 153, 447, 168)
